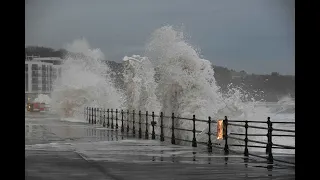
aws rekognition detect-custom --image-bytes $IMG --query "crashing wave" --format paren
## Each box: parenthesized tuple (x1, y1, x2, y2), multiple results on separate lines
(51, 38, 125, 118)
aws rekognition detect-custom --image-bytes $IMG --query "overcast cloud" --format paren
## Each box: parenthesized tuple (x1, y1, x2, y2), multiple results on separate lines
(25, 0, 294, 75)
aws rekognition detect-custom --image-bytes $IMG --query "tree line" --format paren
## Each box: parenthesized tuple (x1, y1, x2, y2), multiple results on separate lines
(25, 46, 68, 59)
(213, 66, 294, 102)
(26, 46, 294, 102)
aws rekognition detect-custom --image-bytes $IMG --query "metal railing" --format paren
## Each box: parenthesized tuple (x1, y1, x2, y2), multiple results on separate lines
(82, 107, 295, 166)
(226, 117, 295, 166)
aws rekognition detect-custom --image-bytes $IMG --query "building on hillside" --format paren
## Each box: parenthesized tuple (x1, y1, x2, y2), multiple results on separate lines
(25, 56, 63, 104)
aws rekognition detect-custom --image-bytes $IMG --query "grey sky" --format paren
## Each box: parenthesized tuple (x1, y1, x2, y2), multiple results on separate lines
(25, 0, 294, 75)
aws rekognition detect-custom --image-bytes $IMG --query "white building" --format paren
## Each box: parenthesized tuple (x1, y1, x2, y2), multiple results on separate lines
(25, 56, 63, 103)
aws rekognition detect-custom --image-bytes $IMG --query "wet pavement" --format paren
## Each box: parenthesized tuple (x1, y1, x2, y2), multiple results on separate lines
(25, 112, 295, 180)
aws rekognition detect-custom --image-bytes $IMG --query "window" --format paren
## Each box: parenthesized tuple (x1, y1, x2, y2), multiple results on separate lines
(31, 64, 37, 70)
(25, 75, 28, 91)
(42, 84, 47, 91)
(32, 78, 38, 84)
(32, 85, 38, 91)
(32, 71, 38, 77)
(42, 65, 46, 75)
(25, 64, 28, 72)
(42, 68, 47, 76)
(42, 77, 47, 84)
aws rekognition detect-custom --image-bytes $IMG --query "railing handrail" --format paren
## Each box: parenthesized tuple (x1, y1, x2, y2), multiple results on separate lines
(80, 107, 295, 166)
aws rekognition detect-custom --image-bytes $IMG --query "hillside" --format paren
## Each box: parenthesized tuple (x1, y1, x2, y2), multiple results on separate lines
(26, 46, 294, 102)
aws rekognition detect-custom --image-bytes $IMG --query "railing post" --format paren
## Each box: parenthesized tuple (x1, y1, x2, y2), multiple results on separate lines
(266, 117, 271, 154)
(97, 108, 99, 124)
(103, 108, 106, 127)
(160, 112, 164, 141)
(207, 116, 212, 152)
(100, 108, 102, 125)
(145, 111, 149, 139)
(92, 108, 94, 124)
(101, 109, 103, 124)
(101, 108, 103, 125)
(116, 109, 118, 129)
(192, 115, 197, 147)
(86, 107, 88, 121)
(99, 108, 102, 124)
(151, 112, 156, 139)
(132, 110, 136, 136)
(91, 107, 94, 124)
(139, 111, 142, 138)
(111, 109, 114, 129)
(121, 110, 124, 132)
(223, 116, 229, 154)
(92, 107, 94, 124)
(107, 109, 110, 127)
(95, 108, 98, 124)
(171, 113, 176, 144)
(127, 110, 130, 133)
(244, 120, 249, 157)
(93, 108, 95, 124)
(267, 117, 273, 164)
(94, 108, 97, 124)
(88, 107, 91, 124)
